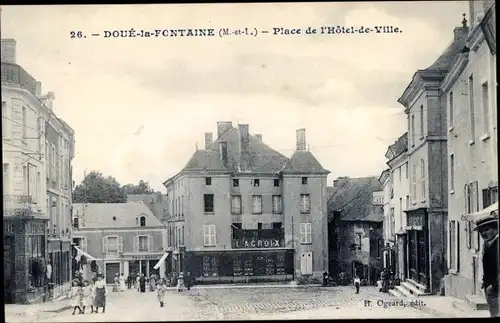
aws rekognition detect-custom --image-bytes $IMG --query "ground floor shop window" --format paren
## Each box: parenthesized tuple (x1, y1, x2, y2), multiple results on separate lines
(27, 235, 45, 288)
(198, 252, 290, 277)
(202, 255, 219, 277)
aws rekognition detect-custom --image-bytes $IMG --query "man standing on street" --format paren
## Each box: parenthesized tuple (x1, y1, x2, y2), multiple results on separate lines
(474, 211, 499, 317)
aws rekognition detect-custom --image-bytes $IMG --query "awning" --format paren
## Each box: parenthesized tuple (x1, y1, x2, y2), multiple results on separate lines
(464, 202, 498, 222)
(74, 246, 98, 261)
(153, 251, 169, 270)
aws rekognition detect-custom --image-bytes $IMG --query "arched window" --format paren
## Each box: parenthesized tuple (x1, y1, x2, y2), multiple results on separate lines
(420, 159, 426, 201)
(140, 216, 146, 227)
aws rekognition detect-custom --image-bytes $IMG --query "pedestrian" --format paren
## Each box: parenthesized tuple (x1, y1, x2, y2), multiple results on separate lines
(68, 280, 83, 315)
(354, 275, 361, 294)
(150, 274, 156, 291)
(157, 279, 168, 307)
(339, 271, 345, 286)
(81, 280, 94, 314)
(136, 274, 141, 291)
(119, 273, 126, 292)
(474, 211, 499, 317)
(185, 271, 193, 290)
(127, 274, 132, 290)
(323, 271, 329, 286)
(140, 274, 147, 293)
(113, 273, 119, 292)
(94, 274, 108, 314)
(381, 269, 390, 293)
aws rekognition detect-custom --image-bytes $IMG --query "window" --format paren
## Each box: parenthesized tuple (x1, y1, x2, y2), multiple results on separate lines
(231, 195, 242, 214)
(483, 186, 499, 209)
(398, 167, 402, 182)
(203, 225, 216, 246)
(469, 75, 476, 141)
(405, 162, 408, 179)
(411, 164, 417, 202)
(204, 194, 214, 213)
(3, 163, 9, 193)
(420, 105, 424, 138)
(272, 195, 283, 214)
(356, 233, 362, 250)
(36, 172, 41, 204)
(202, 255, 219, 277)
(104, 236, 122, 253)
(449, 91, 454, 127)
(390, 207, 395, 237)
(23, 166, 28, 195)
(233, 179, 239, 187)
(399, 198, 403, 231)
(274, 179, 280, 187)
(252, 195, 262, 214)
(300, 194, 310, 213)
(140, 216, 146, 227)
(302, 177, 308, 185)
(253, 179, 260, 187)
(406, 195, 409, 209)
(73, 217, 79, 229)
(420, 159, 426, 201)
(481, 82, 489, 136)
(300, 223, 312, 244)
(448, 221, 459, 271)
(22, 106, 27, 139)
(205, 177, 212, 186)
(450, 154, 455, 191)
(138, 236, 149, 252)
(181, 196, 184, 217)
(411, 115, 415, 146)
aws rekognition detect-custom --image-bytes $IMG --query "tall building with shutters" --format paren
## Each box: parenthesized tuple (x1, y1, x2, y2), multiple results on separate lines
(72, 202, 166, 283)
(163, 122, 330, 284)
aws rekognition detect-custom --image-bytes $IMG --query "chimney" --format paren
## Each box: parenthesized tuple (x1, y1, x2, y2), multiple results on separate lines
(296, 128, 306, 151)
(238, 124, 250, 171)
(254, 134, 262, 142)
(35, 81, 42, 96)
(217, 121, 233, 139)
(219, 142, 228, 165)
(205, 132, 213, 150)
(1, 39, 17, 64)
(45, 92, 55, 110)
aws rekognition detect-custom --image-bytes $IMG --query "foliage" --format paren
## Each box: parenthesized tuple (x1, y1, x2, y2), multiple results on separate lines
(72, 171, 159, 203)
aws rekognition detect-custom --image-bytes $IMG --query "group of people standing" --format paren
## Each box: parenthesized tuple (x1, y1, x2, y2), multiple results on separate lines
(68, 273, 107, 315)
(112, 273, 127, 292)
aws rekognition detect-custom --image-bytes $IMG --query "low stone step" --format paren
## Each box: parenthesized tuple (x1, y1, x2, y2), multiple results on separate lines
(401, 281, 431, 297)
(407, 279, 427, 293)
(465, 294, 489, 311)
(394, 285, 414, 298)
(388, 288, 404, 298)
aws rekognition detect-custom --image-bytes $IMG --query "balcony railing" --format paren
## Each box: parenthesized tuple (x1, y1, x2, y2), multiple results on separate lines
(1, 62, 38, 96)
(232, 229, 285, 249)
(3, 195, 33, 217)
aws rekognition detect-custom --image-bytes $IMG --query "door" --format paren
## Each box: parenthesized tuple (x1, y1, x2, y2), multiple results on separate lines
(105, 262, 120, 284)
(417, 230, 427, 286)
(300, 252, 313, 275)
(408, 231, 418, 281)
(4, 236, 15, 303)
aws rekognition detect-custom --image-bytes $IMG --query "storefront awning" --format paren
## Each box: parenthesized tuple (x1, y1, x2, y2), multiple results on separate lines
(74, 246, 98, 261)
(463, 202, 498, 222)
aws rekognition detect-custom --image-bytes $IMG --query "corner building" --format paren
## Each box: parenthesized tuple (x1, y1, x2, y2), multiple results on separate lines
(163, 122, 330, 284)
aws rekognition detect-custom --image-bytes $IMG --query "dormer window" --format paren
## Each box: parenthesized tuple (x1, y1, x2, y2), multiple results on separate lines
(140, 216, 146, 227)
(302, 177, 308, 185)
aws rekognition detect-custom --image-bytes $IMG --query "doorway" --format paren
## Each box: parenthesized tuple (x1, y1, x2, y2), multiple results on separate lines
(105, 262, 120, 284)
(4, 236, 15, 303)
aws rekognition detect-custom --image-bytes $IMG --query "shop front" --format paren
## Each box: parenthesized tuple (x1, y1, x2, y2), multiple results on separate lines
(3, 216, 48, 304)
(122, 252, 164, 278)
(405, 208, 430, 290)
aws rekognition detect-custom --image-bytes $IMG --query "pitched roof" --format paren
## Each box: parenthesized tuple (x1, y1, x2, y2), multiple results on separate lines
(179, 125, 327, 175)
(387, 133, 408, 159)
(73, 202, 162, 229)
(126, 194, 169, 223)
(282, 151, 329, 174)
(425, 27, 468, 71)
(327, 176, 383, 222)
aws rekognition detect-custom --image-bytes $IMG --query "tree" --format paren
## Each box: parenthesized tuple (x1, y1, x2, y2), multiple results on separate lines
(122, 180, 155, 195)
(72, 171, 126, 203)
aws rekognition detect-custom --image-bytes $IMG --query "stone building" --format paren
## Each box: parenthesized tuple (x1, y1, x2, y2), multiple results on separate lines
(2, 39, 75, 304)
(327, 177, 384, 285)
(72, 202, 166, 283)
(441, 0, 497, 308)
(396, 20, 469, 295)
(163, 122, 330, 284)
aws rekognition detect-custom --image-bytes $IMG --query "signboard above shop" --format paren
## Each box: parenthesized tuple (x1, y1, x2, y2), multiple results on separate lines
(233, 238, 283, 249)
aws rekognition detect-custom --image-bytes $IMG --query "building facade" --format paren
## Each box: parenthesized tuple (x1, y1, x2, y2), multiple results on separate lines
(2, 38, 75, 304)
(442, 0, 497, 304)
(380, 133, 410, 280)
(164, 122, 330, 284)
(327, 177, 384, 285)
(72, 202, 166, 283)
(397, 24, 469, 294)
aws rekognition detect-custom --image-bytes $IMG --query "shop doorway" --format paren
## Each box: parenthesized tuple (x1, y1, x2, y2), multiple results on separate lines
(105, 262, 120, 284)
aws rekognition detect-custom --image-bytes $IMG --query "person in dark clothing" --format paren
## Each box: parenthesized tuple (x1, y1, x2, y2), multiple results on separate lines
(474, 211, 499, 318)
(381, 269, 390, 293)
(323, 272, 329, 286)
(184, 272, 193, 290)
(139, 274, 146, 293)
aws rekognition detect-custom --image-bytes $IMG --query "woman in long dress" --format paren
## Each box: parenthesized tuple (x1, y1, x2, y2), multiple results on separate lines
(68, 280, 83, 315)
(94, 275, 108, 313)
(119, 273, 126, 292)
(81, 280, 94, 314)
(150, 274, 156, 291)
(156, 279, 167, 307)
(113, 274, 119, 292)
(139, 274, 146, 293)
(136, 275, 140, 291)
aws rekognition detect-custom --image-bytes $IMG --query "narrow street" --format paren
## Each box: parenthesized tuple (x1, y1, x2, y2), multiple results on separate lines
(6, 286, 437, 322)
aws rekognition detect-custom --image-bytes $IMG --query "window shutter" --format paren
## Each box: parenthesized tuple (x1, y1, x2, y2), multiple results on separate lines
(82, 238, 88, 253)
(211, 225, 216, 246)
(456, 222, 460, 272)
(118, 236, 123, 253)
(203, 225, 209, 246)
(300, 223, 305, 243)
(148, 235, 153, 251)
(133, 235, 139, 253)
(102, 236, 108, 253)
(447, 222, 451, 269)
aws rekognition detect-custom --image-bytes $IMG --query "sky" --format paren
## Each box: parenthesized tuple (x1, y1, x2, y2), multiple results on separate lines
(1, 2, 469, 192)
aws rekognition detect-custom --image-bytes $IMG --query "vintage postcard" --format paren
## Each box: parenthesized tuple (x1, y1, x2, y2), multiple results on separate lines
(1, 1, 498, 322)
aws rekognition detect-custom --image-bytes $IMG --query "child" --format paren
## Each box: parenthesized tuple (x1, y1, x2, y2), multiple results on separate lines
(81, 280, 94, 314)
(354, 275, 361, 294)
(68, 280, 83, 315)
(156, 279, 168, 307)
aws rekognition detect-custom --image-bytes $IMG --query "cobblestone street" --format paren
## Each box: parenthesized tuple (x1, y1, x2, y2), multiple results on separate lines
(6, 286, 438, 322)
